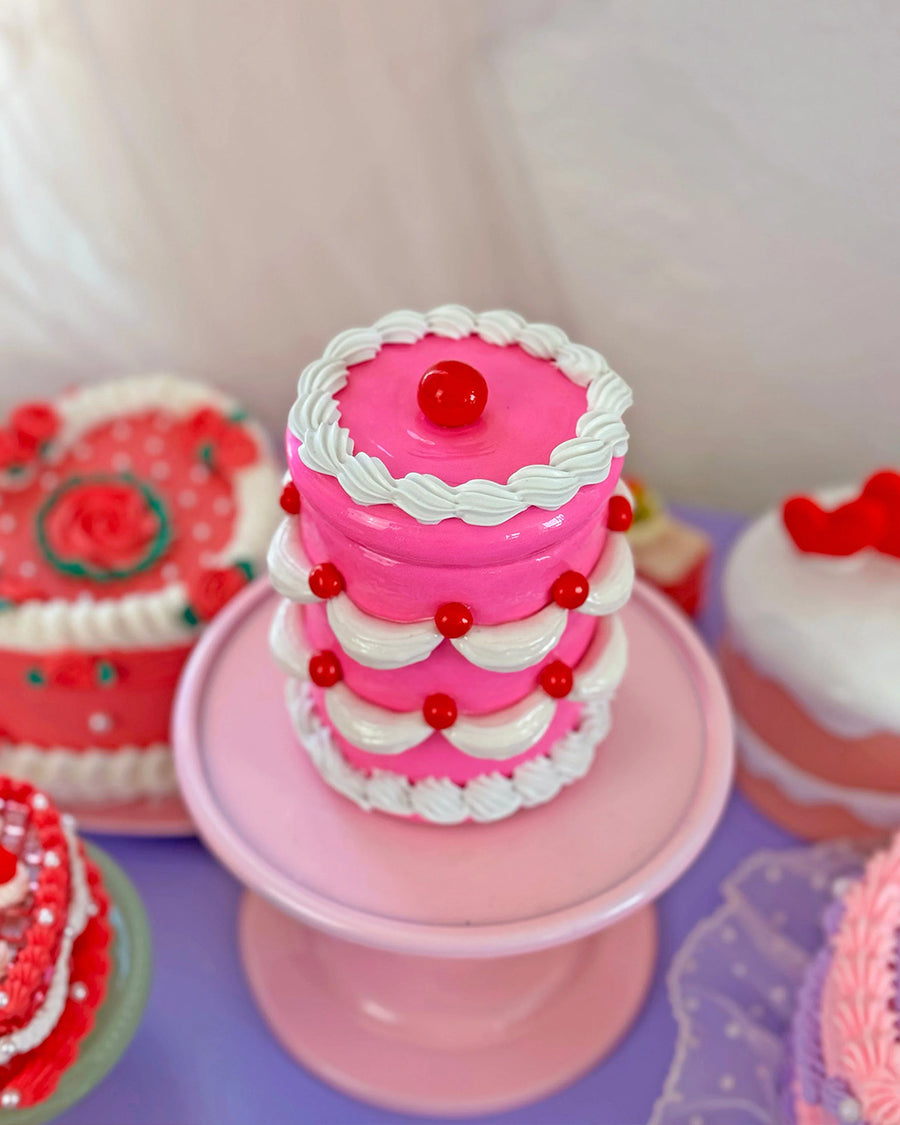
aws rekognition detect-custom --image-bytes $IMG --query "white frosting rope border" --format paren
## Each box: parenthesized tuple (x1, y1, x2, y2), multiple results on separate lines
(737, 719, 900, 829)
(0, 374, 281, 652)
(286, 679, 611, 825)
(0, 741, 176, 804)
(289, 305, 632, 526)
(267, 517, 634, 672)
(272, 599, 627, 760)
(0, 815, 91, 1063)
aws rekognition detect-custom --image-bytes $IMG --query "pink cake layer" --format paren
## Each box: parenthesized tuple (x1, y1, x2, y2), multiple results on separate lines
(334, 336, 588, 487)
(289, 435, 622, 624)
(0, 646, 188, 749)
(721, 641, 900, 790)
(312, 687, 585, 785)
(302, 602, 600, 712)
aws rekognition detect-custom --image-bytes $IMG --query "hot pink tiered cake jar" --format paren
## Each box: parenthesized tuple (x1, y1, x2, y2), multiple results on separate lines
(268, 306, 635, 824)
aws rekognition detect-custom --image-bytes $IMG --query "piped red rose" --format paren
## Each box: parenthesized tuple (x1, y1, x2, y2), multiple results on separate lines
(38, 475, 170, 580)
(0, 402, 60, 471)
(783, 469, 900, 559)
(181, 408, 257, 473)
(184, 563, 253, 625)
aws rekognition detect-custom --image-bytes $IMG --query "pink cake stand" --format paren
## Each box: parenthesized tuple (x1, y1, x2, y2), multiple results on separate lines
(173, 578, 734, 1117)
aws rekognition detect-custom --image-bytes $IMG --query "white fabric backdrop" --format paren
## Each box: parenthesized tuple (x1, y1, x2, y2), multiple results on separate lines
(0, 0, 897, 510)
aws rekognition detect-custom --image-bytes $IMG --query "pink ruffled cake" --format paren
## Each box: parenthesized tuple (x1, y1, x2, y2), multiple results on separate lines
(269, 305, 635, 824)
(790, 832, 900, 1124)
(722, 471, 900, 840)
(0, 375, 280, 805)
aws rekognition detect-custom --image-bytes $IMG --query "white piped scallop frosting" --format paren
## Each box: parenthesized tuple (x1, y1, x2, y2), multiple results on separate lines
(271, 603, 627, 761)
(724, 496, 900, 738)
(288, 306, 632, 526)
(267, 516, 635, 673)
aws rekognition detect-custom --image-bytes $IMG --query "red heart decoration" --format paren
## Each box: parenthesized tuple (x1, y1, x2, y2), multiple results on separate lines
(782, 494, 887, 556)
(862, 469, 900, 557)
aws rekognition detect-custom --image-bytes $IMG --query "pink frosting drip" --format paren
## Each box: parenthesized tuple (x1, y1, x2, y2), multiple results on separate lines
(334, 335, 588, 486)
(820, 836, 900, 1124)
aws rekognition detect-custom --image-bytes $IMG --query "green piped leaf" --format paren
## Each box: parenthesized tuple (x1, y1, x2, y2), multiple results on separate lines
(96, 660, 118, 687)
(236, 560, 255, 581)
(26, 667, 45, 687)
(182, 605, 200, 627)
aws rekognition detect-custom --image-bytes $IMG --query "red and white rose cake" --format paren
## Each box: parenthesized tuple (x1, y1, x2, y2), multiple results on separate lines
(0, 777, 112, 1110)
(269, 306, 635, 824)
(0, 375, 280, 804)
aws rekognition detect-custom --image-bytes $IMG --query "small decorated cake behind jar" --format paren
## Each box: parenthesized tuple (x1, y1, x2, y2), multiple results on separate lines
(722, 470, 900, 839)
(269, 306, 635, 824)
(0, 375, 280, 807)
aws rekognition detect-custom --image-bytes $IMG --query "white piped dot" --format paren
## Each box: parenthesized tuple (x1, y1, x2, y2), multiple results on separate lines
(178, 490, 197, 509)
(193, 523, 211, 542)
(37, 907, 54, 926)
(111, 452, 131, 472)
(43, 850, 60, 868)
(161, 563, 179, 582)
(31, 793, 48, 810)
(0, 514, 16, 534)
(1, 1089, 20, 1109)
(0, 992, 8, 1008)
(838, 1096, 862, 1123)
(831, 876, 854, 899)
(70, 981, 88, 1002)
(88, 900, 99, 917)
(189, 465, 210, 485)
(39, 471, 59, 491)
(88, 712, 113, 734)
(144, 435, 164, 455)
(151, 461, 171, 480)
(213, 497, 232, 516)
(17, 560, 36, 579)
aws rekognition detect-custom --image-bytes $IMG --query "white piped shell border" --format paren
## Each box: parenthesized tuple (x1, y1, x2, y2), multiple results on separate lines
(0, 374, 281, 652)
(288, 306, 632, 526)
(0, 742, 176, 803)
(286, 679, 611, 825)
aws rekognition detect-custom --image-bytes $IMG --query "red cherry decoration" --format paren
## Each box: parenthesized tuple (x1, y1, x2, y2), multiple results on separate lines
(782, 495, 885, 557)
(280, 481, 301, 515)
(308, 562, 344, 599)
(539, 660, 574, 699)
(417, 361, 488, 428)
(309, 650, 342, 688)
(434, 602, 474, 639)
(607, 495, 633, 532)
(0, 845, 17, 885)
(551, 570, 589, 609)
(423, 693, 458, 730)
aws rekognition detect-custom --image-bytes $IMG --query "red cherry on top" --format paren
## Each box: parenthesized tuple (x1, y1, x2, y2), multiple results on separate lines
(552, 570, 590, 609)
(607, 495, 633, 532)
(539, 660, 574, 699)
(434, 602, 474, 639)
(309, 650, 342, 688)
(417, 361, 488, 428)
(280, 481, 301, 515)
(0, 845, 18, 885)
(308, 562, 345, 599)
(423, 693, 458, 730)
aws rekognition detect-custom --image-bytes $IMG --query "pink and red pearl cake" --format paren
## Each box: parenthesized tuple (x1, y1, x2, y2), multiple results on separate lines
(0, 776, 112, 1110)
(269, 305, 635, 824)
(790, 830, 900, 1124)
(0, 375, 280, 805)
(722, 471, 900, 839)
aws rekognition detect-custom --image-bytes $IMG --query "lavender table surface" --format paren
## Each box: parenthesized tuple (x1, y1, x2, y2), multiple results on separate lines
(63, 508, 797, 1125)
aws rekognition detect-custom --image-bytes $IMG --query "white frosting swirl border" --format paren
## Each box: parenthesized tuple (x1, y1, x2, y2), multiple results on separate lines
(0, 374, 281, 652)
(289, 305, 632, 526)
(0, 741, 176, 803)
(286, 678, 611, 825)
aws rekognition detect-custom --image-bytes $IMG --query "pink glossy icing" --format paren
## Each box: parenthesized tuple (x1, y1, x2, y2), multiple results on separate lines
(335, 336, 588, 486)
(315, 687, 585, 785)
(819, 839, 900, 1125)
(302, 603, 600, 713)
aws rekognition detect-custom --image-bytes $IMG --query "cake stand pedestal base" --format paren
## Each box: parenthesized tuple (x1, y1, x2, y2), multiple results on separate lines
(240, 893, 657, 1117)
(174, 578, 734, 1117)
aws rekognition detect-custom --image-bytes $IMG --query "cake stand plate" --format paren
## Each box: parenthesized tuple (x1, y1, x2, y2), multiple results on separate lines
(7, 844, 153, 1124)
(72, 792, 194, 837)
(174, 578, 734, 1116)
